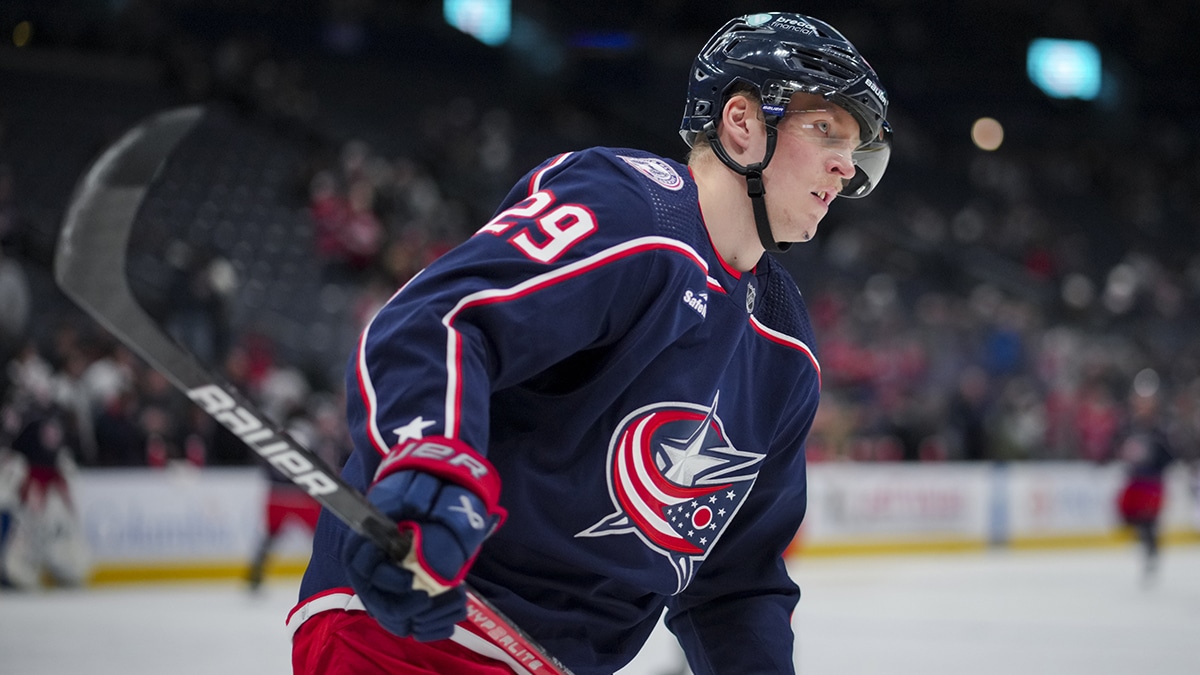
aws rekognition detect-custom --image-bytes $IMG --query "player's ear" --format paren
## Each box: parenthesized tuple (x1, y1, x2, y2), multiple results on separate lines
(719, 93, 761, 159)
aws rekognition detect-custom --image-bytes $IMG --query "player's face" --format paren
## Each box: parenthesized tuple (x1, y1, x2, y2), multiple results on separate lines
(763, 93, 861, 242)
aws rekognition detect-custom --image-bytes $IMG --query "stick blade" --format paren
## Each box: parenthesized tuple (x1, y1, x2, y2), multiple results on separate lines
(54, 106, 205, 299)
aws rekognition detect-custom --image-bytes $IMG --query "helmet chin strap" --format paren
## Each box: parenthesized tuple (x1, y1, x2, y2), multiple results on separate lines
(703, 121, 791, 253)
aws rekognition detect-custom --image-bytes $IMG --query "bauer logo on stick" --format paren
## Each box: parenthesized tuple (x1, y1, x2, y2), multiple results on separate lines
(188, 384, 339, 497)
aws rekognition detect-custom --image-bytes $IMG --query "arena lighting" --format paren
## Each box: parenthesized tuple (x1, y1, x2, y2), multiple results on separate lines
(971, 117, 1004, 151)
(12, 20, 33, 47)
(1027, 38, 1101, 100)
(444, 0, 511, 46)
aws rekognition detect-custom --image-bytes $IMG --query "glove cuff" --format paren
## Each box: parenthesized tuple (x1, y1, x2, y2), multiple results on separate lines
(374, 436, 504, 518)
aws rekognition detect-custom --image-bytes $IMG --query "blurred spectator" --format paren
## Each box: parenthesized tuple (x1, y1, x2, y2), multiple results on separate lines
(1075, 380, 1122, 463)
(339, 176, 385, 272)
(946, 366, 992, 461)
(163, 242, 235, 366)
(310, 175, 384, 282)
(50, 347, 97, 466)
(309, 169, 349, 265)
(258, 359, 311, 425)
(136, 367, 192, 466)
(93, 387, 147, 467)
(5, 343, 54, 411)
(201, 344, 257, 466)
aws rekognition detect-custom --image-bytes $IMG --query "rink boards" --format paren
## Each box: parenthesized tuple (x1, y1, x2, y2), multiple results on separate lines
(64, 462, 1200, 584)
(797, 462, 1199, 555)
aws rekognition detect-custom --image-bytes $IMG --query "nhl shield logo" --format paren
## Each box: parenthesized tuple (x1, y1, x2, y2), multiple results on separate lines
(577, 393, 765, 592)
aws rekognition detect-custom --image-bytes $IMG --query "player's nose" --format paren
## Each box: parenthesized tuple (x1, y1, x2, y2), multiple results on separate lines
(826, 149, 855, 177)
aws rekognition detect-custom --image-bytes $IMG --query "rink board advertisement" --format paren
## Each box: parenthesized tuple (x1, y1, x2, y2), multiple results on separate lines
(1003, 462, 1128, 542)
(72, 467, 312, 581)
(995, 462, 1198, 546)
(76, 467, 263, 562)
(800, 463, 994, 553)
(63, 463, 1200, 581)
(799, 462, 1199, 554)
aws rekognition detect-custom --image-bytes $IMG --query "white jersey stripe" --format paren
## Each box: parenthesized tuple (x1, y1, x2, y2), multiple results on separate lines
(356, 268, 430, 455)
(440, 235, 708, 437)
(748, 315, 821, 387)
(530, 152, 573, 193)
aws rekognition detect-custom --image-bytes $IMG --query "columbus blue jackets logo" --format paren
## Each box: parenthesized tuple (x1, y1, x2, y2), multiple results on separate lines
(577, 393, 765, 592)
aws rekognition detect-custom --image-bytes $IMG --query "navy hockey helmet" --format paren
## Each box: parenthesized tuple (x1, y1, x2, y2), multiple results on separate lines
(681, 12, 891, 200)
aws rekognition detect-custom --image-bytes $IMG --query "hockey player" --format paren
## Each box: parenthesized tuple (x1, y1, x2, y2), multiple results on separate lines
(248, 399, 350, 592)
(0, 397, 90, 589)
(1116, 382, 1176, 584)
(0, 444, 27, 573)
(292, 12, 891, 674)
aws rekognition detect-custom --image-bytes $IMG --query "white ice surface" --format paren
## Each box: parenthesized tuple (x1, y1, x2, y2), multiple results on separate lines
(2, 545, 1197, 674)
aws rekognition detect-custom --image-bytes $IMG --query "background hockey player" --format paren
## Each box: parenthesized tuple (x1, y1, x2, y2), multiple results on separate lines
(248, 396, 351, 592)
(1115, 379, 1176, 584)
(291, 11, 891, 674)
(0, 387, 90, 589)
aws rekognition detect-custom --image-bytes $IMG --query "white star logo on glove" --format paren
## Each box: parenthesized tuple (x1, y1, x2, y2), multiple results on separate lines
(393, 417, 437, 444)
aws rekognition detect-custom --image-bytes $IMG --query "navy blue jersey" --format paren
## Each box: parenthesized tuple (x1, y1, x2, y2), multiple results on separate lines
(296, 147, 822, 674)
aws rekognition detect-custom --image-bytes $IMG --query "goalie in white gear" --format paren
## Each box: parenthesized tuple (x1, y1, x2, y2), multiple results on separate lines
(0, 393, 90, 589)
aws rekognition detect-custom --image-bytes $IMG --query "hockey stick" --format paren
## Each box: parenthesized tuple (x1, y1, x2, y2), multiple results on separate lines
(54, 106, 573, 675)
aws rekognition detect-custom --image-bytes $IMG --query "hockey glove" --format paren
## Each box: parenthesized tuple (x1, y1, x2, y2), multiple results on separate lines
(342, 437, 506, 641)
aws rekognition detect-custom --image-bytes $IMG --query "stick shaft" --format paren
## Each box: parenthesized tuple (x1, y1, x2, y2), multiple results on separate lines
(54, 106, 573, 675)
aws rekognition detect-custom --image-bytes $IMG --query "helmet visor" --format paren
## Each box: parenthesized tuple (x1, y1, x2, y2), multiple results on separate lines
(760, 79, 891, 198)
(841, 121, 892, 199)
(775, 106, 892, 199)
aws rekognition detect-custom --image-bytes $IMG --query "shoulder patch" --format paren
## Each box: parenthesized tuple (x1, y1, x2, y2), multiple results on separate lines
(619, 155, 684, 191)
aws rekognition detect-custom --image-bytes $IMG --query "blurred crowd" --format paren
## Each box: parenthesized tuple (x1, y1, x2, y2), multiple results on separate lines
(1, 321, 351, 471)
(0, 0, 1198, 480)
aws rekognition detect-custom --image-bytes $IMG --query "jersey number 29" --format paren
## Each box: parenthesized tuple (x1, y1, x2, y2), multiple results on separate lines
(477, 190, 597, 263)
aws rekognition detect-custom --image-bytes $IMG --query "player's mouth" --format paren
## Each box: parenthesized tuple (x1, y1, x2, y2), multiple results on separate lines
(812, 190, 834, 207)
